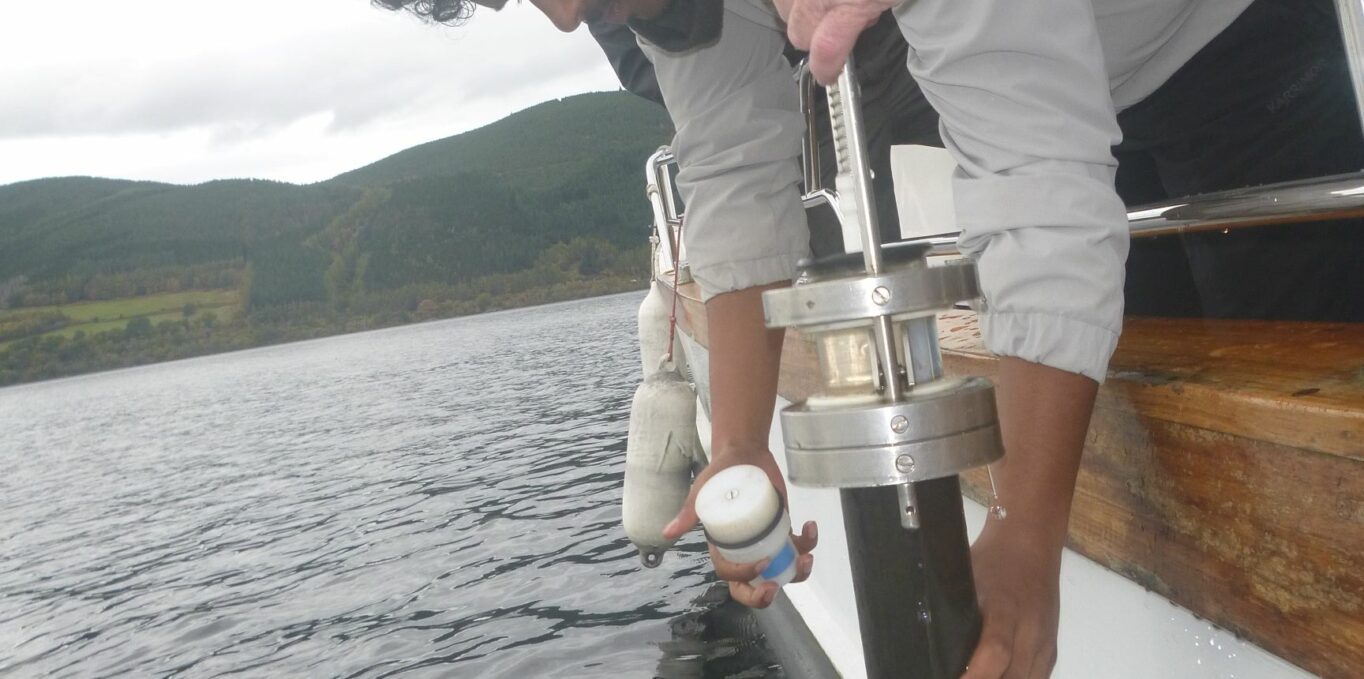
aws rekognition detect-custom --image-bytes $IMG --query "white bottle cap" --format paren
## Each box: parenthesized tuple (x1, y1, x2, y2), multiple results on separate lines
(695, 464, 781, 545)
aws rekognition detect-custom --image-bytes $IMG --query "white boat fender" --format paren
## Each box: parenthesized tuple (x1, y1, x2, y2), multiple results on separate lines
(622, 358, 702, 568)
(695, 464, 797, 587)
(637, 282, 689, 380)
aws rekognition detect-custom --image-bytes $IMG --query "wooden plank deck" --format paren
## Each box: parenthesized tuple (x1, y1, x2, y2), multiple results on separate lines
(661, 277, 1364, 679)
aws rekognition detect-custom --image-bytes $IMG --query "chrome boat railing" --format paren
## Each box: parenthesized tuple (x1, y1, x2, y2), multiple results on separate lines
(649, 153, 1364, 260)
(912, 170, 1364, 256)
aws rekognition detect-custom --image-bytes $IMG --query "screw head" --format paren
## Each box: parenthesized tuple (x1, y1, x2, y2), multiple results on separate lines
(890, 415, 909, 434)
(895, 455, 916, 473)
(871, 286, 891, 306)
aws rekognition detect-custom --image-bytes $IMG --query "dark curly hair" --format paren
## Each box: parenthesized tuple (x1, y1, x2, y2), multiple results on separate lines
(371, 0, 486, 26)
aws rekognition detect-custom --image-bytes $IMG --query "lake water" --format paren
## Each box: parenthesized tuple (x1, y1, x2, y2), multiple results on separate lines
(0, 292, 780, 678)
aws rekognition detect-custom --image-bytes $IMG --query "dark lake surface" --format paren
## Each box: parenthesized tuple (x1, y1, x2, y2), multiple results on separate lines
(0, 292, 778, 678)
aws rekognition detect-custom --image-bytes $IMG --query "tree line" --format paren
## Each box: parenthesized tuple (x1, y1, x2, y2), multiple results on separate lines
(0, 236, 650, 386)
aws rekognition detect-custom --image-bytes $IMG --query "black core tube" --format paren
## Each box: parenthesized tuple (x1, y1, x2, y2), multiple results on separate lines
(840, 476, 981, 678)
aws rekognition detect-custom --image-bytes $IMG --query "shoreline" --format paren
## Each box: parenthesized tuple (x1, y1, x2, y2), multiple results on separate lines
(0, 278, 648, 390)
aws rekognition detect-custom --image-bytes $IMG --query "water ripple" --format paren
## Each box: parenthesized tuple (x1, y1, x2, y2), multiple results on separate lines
(0, 294, 760, 678)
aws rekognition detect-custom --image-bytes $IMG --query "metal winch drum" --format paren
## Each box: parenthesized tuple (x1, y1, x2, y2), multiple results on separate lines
(764, 246, 1003, 490)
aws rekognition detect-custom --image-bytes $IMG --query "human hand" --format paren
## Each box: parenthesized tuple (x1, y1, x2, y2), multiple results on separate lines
(773, 0, 897, 84)
(962, 522, 1063, 679)
(662, 450, 818, 608)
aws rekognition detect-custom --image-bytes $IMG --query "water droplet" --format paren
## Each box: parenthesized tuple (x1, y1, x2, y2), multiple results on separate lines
(917, 603, 931, 624)
(989, 504, 1008, 520)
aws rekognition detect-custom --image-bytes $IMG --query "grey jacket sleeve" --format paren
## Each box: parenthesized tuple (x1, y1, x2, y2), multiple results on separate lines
(639, 2, 810, 301)
(588, 20, 664, 107)
(895, 0, 1130, 382)
(638, 0, 1133, 381)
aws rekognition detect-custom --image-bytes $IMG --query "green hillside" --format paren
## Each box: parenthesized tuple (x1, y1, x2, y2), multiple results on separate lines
(0, 90, 674, 385)
(330, 91, 671, 190)
(0, 90, 672, 306)
(0, 179, 361, 284)
(0, 177, 164, 238)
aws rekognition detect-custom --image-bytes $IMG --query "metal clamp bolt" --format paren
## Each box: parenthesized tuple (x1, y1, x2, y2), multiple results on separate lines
(871, 285, 892, 306)
(890, 415, 909, 434)
(895, 455, 917, 474)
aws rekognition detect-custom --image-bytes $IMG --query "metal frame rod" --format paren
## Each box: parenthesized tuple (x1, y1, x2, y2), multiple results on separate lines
(800, 65, 823, 194)
(829, 59, 904, 402)
(832, 63, 887, 275)
(1336, 0, 1364, 133)
(897, 315, 945, 532)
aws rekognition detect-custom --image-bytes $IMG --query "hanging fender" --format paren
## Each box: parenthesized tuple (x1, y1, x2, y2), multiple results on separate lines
(622, 357, 702, 568)
(637, 282, 689, 380)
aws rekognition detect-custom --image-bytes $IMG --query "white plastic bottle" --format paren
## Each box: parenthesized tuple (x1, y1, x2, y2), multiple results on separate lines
(695, 464, 798, 587)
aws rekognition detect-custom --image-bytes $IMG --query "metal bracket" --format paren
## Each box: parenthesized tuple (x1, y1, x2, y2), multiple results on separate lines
(781, 377, 1003, 487)
(764, 258, 978, 330)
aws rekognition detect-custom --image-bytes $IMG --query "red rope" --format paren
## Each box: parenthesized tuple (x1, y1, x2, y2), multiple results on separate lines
(665, 219, 683, 363)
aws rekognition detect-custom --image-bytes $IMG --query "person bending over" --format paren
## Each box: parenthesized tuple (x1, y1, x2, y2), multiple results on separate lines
(373, 1, 1364, 676)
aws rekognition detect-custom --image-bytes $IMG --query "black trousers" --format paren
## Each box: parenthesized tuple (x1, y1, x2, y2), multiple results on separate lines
(1117, 0, 1364, 321)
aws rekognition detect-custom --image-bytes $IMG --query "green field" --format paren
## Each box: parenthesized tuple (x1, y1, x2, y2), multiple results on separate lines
(0, 290, 238, 349)
(7, 290, 237, 323)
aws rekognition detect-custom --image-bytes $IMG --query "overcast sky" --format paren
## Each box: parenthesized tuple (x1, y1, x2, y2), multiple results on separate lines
(0, 0, 624, 187)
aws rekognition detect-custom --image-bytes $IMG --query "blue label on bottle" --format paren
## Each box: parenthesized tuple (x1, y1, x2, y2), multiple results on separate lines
(761, 541, 797, 581)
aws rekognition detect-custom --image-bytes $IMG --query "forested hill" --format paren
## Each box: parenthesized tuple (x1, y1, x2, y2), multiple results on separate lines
(0, 91, 673, 309)
(330, 92, 668, 190)
(0, 178, 360, 287)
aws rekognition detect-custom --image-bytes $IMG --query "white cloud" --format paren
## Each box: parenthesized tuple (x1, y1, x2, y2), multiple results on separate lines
(0, 0, 625, 186)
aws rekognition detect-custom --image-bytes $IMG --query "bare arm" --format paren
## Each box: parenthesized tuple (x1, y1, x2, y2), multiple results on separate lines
(990, 357, 1095, 551)
(963, 357, 1097, 679)
(705, 284, 787, 460)
(663, 283, 817, 607)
